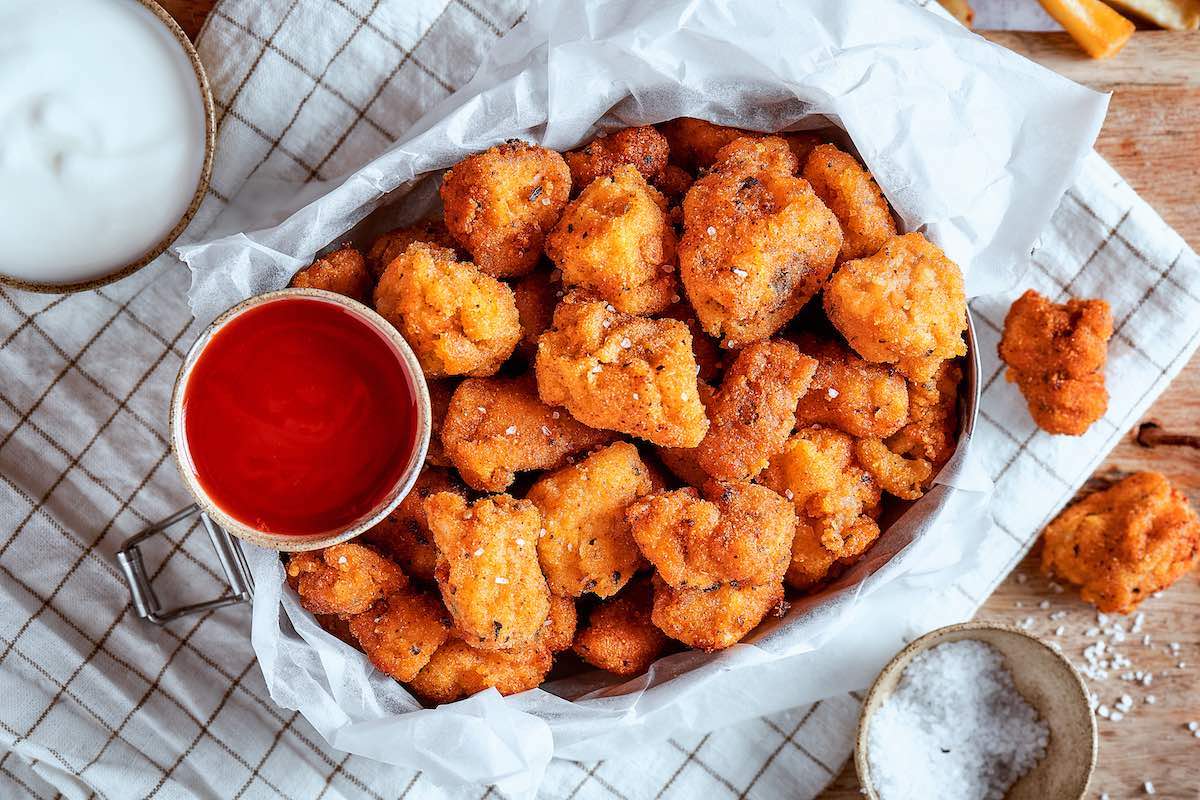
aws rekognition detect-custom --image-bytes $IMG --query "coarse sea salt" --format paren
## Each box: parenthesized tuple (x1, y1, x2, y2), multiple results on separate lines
(868, 640, 1048, 800)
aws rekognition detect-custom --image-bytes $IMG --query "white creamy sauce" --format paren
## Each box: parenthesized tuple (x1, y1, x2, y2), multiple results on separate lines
(0, 0, 206, 285)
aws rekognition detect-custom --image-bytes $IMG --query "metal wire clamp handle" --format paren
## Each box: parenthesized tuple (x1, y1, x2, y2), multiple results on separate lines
(116, 505, 253, 624)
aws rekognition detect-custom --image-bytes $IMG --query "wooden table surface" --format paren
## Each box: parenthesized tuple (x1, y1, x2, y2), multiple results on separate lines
(162, 2, 1200, 796)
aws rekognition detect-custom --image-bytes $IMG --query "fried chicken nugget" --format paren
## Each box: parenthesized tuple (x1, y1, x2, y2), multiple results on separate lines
(627, 480, 795, 589)
(425, 379, 456, 467)
(286, 543, 407, 617)
(792, 334, 909, 439)
(760, 426, 883, 588)
(512, 267, 562, 359)
(802, 144, 896, 262)
(854, 437, 932, 501)
(679, 136, 842, 347)
(361, 466, 465, 582)
(441, 374, 611, 492)
(348, 587, 452, 682)
(408, 638, 553, 703)
(784, 132, 824, 167)
(539, 593, 579, 654)
(694, 340, 817, 481)
(654, 380, 717, 486)
(659, 118, 762, 171)
(527, 442, 655, 598)
(374, 243, 520, 378)
(887, 360, 961, 470)
(290, 246, 372, 304)
(535, 294, 709, 448)
(650, 576, 786, 652)
(366, 219, 460, 278)
(1042, 472, 1200, 614)
(998, 289, 1113, 436)
(544, 165, 678, 315)
(650, 165, 694, 205)
(661, 301, 725, 383)
(565, 126, 669, 190)
(424, 492, 552, 650)
(824, 232, 967, 382)
(440, 140, 570, 278)
(573, 581, 667, 676)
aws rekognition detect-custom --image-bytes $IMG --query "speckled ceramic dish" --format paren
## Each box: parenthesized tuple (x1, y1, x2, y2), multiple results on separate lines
(855, 621, 1097, 800)
(168, 288, 432, 552)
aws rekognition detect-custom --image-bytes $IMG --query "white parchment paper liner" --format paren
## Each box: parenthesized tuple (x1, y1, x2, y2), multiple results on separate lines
(178, 0, 1106, 792)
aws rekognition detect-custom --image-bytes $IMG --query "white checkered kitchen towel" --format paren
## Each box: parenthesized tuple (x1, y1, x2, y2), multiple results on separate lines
(1, 1, 1197, 799)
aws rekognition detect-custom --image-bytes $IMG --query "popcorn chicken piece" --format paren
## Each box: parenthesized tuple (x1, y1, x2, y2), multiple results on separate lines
(440, 140, 570, 278)
(659, 118, 762, 171)
(366, 219, 460, 278)
(854, 436, 932, 501)
(564, 126, 669, 190)
(679, 136, 842, 346)
(535, 295, 708, 448)
(527, 442, 656, 598)
(1042, 472, 1200, 614)
(440, 375, 611, 492)
(425, 378, 457, 467)
(361, 466, 465, 582)
(792, 334, 909, 439)
(627, 480, 795, 589)
(374, 243, 520, 377)
(824, 232, 967, 382)
(348, 587, 452, 682)
(290, 246, 372, 303)
(694, 340, 817, 481)
(286, 543, 406, 617)
(654, 379, 717, 486)
(573, 581, 667, 676)
(802, 144, 896, 261)
(424, 492, 551, 650)
(651, 576, 785, 652)
(545, 165, 677, 315)
(998, 289, 1112, 436)
(759, 426, 883, 588)
(512, 267, 562, 359)
(650, 165, 695, 204)
(887, 360, 961, 470)
(408, 638, 553, 703)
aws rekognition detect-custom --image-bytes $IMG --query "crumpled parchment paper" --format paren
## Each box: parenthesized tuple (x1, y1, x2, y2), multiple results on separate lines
(177, 0, 1106, 792)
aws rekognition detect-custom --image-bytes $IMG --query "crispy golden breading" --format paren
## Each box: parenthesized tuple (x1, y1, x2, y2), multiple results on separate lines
(535, 295, 709, 448)
(627, 480, 795, 589)
(650, 576, 785, 652)
(565, 126, 669, 190)
(824, 233, 967, 382)
(440, 140, 570, 278)
(290, 247, 372, 303)
(792, 335, 909, 439)
(348, 587, 452, 682)
(661, 301, 725, 383)
(425, 379, 456, 467)
(441, 375, 611, 492)
(527, 442, 655, 598)
(998, 289, 1113, 436)
(651, 165, 694, 204)
(654, 380, 717, 486)
(573, 581, 667, 675)
(802, 144, 896, 262)
(408, 638, 553, 703)
(887, 360, 961, 470)
(512, 267, 562, 359)
(854, 437, 932, 501)
(366, 219, 459, 278)
(679, 136, 842, 347)
(286, 543, 407, 617)
(784, 132, 823, 168)
(659, 118, 761, 171)
(315, 614, 356, 645)
(374, 243, 520, 377)
(694, 340, 817, 481)
(759, 426, 883, 588)
(1042, 472, 1200, 614)
(545, 165, 677, 315)
(362, 467, 464, 582)
(424, 492, 551, 650)
(540, 594, 579, 654)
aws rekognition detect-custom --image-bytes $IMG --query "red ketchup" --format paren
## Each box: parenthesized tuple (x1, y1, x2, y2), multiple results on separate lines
(181, 296, 418, 536)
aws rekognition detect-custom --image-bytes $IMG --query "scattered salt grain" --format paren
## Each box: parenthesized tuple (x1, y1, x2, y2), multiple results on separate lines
(1038, 600, 1050, 610)
(1188, 721, 1199, 732)
(1145, 780, 1156, 795)
(473, 548, 484, 557)
(494, 576, 509, 585)
(867, 640, 1047, 800)
(337, 556, 347, 565)
(827, 388, 839, 399)
(731, 267, 748, 278)
(552, 411, 561, 419)
(620, 337, 632, 349)
(1015, 573, 1027, 584)
(1146, 695, 1156, 704)
(505, 425, 518, 435)
(706, 226, 716, 237)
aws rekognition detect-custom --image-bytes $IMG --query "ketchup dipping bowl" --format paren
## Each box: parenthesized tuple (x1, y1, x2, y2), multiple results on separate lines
(170, 289, 431, 551)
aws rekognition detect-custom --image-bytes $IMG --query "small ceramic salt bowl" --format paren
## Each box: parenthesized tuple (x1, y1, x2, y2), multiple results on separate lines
(855, 621, 1097, 800)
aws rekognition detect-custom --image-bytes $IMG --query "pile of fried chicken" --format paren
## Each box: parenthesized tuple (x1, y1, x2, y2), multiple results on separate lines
(284, 118, 970, 703)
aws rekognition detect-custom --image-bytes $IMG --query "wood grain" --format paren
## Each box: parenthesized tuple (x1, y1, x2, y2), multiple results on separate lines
(158, 2, 1200, 795)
